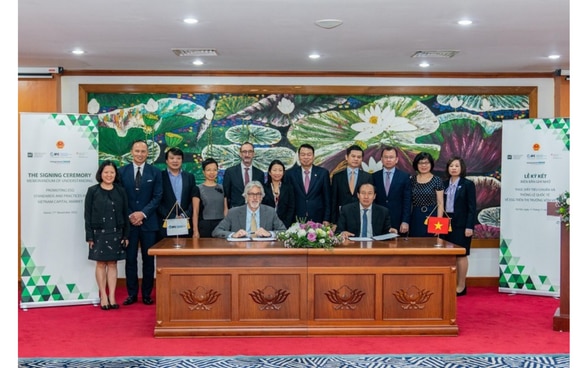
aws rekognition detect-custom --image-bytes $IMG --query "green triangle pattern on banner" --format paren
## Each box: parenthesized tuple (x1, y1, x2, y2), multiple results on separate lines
(498, 236, 542, 292)
(528, 118, 570, 150)
(69, 114, 100, 150)
(20, 246, 75, 303)
(21, 247, 32, 266)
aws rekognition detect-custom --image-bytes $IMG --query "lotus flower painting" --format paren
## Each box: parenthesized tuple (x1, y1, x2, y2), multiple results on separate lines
(89, 90, 530, 240)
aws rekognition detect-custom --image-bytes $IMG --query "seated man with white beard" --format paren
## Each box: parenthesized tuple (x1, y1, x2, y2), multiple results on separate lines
(212, 181, 286, 239)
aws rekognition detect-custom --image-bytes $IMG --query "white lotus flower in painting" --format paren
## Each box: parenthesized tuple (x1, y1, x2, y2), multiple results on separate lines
(351, 105, 416, 141)
(449, 96, 463, 109)
(145, 98, 158, 112)
(361, 157, 382, 174)
(87, 98, 100, 114)
(277, 98, 295, 115)
(480, 98, 492, 111)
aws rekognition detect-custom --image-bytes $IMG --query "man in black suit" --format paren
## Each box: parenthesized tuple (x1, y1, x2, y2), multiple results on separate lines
(157, 147, 199, 239)
(285, 143, 331, 225)
(336, 183, 396, 239)
(330, 144, 373, 225)
(223, 142, 264, 209)
(119, 140, 163, 306)
(373, 146, 411, 235)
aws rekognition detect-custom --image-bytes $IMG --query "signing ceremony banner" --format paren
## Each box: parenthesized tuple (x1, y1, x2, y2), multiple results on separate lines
(500, 118, 569, 296)
(20, 113, 100, 308)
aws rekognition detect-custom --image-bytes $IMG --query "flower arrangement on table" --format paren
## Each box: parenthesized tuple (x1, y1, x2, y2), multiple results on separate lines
(555, 191, 570, 228)
(277, 220, 342, 249)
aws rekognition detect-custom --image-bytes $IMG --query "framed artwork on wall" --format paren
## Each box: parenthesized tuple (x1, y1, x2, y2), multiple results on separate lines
(80, 84, 538, 244)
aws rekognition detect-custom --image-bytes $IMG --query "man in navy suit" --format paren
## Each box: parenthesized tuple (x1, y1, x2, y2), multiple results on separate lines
(157, 147, 198, 239)
(330, 144, 373, 225)
(223, 142, 264, 209)
(119, 140, 163, 306)
(285, 143, 331, 225)
(335, 183, 396, 239)
(373, 146, 411, 235)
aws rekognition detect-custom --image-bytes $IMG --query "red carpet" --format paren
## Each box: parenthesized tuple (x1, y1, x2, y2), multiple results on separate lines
(18, 287, 569, 358)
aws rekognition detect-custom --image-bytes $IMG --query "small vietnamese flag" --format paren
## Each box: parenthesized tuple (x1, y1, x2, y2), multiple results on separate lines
(427, 217, 450, 235)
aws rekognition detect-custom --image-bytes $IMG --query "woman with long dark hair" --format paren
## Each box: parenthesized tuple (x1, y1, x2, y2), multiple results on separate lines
(262, 160, 296, 227)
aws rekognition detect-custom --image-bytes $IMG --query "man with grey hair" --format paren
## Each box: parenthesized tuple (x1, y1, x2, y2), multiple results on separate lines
(212, 181, 286, 239)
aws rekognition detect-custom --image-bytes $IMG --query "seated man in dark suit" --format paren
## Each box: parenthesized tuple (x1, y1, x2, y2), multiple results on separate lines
(212, 181, 286, 239)
(336, 183, 397, 240)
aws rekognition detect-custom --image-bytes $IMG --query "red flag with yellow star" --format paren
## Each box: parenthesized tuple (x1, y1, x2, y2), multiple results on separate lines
(427, 217, 450, 235)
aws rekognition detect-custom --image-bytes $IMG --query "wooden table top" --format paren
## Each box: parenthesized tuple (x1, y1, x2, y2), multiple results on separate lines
(149, 237, 466, 256)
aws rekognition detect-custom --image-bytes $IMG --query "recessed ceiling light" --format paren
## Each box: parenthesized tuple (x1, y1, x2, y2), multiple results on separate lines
(548, 54, 561, 59)
(419, 62, 430, 68)
(183, 18, 198, 24)
(458, 19, 473, 26)
(315, 19, 343, 29)
(72, 49, 85, 55)
(172, 48, 218, 57)
(308, 53, 321, 59)
(193, 60, 204, 66)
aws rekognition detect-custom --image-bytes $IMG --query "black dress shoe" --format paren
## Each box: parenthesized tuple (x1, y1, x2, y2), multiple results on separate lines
(123, 296, 138, 305)
(108, 298, 119, 309)
(100, 304, 110, 311)
(457, 287, 467, 296)
(142, 296, 154, 305)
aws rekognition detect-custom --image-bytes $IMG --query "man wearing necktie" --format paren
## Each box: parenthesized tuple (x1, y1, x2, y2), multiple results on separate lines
(285, 144, 332, 225)
(336, 183, 396, 240)
(223, 142, 264, 209)
(118, 140, 162, 306)
(373, 146, 412, 235)
(330, 144, 373, 226)
(212, 181, 286, 239)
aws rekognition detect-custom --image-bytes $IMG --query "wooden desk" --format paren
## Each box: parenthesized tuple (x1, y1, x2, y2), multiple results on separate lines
(148, 237, 465, 337)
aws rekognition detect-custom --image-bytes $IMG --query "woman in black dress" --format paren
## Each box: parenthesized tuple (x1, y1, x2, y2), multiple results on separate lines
(262, 160, 295, 228)
(441, 157, 477, 296)
(84, 161, 130, 310)
(409, 152, 445, 237)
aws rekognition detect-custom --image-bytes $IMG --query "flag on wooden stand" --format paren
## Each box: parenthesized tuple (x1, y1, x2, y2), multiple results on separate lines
(427, 217, 450, 235)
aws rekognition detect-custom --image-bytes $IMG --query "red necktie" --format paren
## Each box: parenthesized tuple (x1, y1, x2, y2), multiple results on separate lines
(244, 167, 250, 185)
(304, 170, 310, 193)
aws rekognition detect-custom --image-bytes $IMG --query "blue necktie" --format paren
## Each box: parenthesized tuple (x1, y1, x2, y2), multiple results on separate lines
(361, 209, 368, 237)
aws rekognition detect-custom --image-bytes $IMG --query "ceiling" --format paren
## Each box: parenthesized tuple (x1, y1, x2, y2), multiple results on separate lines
(18, 0, 570, 74)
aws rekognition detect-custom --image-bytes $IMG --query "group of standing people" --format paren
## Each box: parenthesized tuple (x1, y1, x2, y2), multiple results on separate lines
(84, 140, 477, 311)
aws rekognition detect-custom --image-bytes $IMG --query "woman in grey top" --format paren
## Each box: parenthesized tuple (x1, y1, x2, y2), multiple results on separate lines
(193, 158, 228, 237)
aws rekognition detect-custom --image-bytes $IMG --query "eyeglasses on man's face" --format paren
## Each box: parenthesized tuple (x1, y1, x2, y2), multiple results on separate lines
(240, 150, 254, 155)
(247, 192, 262, 197)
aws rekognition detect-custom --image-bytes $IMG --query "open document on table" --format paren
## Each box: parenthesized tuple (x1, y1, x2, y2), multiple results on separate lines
(348, 233, 399, 242)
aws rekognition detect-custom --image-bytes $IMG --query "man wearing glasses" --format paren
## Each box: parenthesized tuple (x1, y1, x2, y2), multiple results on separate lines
(223, 142, 264, 209)
(212, 181, 286, 239)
